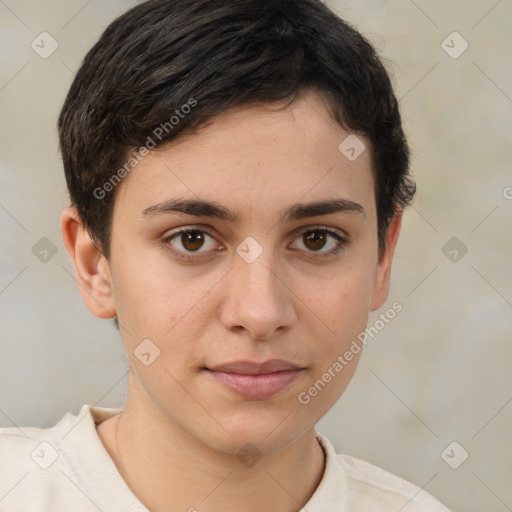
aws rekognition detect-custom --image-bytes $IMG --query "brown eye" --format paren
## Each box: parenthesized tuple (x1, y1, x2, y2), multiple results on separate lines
(303, 230, 328, 251)
(180, 230, 206, 251)
(292, 227, 347, 256)
(164, 229, 219, 260)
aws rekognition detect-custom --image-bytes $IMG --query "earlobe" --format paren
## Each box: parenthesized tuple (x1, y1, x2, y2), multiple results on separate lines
(60, 206, 116, 319)
(369, 210, 403, 312)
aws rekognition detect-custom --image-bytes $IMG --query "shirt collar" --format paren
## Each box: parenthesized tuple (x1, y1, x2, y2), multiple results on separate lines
(56, 404, 347, 512)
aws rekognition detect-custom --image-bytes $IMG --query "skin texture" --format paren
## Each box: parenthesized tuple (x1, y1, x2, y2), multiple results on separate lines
(61, 89, 402, 512)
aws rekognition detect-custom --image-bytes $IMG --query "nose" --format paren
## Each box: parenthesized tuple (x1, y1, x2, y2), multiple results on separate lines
(220, 245, 297, 341)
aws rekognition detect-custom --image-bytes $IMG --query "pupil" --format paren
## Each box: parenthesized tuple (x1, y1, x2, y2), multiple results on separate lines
(183, 231, 204, 251)
(304, 231, 326, 251)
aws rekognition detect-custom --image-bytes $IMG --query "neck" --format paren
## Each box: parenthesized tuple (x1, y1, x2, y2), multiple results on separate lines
(100, 399, 326, 512)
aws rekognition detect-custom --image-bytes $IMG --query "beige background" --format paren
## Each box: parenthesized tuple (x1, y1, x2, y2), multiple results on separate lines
(1, 1, 511, 510)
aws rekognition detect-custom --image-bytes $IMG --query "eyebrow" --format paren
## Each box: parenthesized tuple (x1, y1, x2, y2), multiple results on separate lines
(141, 197, 365, 222)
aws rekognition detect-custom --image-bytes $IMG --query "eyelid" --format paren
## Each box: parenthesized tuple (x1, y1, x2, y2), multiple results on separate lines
(290, 224, 347, 240)
(162, 227, 221, 260)
(289, 225, 348, 257)
(162, 224, 349, 261)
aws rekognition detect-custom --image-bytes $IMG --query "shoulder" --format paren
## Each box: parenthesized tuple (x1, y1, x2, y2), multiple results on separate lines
(0, 419, 71, 509)
(338, 453, 450, 511)
(316, 433, 451, 511)
(0, 405, 120, 511)
(0, 421, 63, 473)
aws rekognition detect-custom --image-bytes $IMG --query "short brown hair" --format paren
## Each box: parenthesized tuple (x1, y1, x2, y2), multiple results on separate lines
(58, 0, 415, 260)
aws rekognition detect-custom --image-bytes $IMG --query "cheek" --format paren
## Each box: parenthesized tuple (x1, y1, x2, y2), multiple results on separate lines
(110, 252, 221, 360)
(110, 258, 176, 348)
(302, 263, 376, 338)
(296, 274, 371, 414)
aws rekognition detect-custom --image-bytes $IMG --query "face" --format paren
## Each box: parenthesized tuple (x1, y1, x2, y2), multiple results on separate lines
(72, 89, 400, 456)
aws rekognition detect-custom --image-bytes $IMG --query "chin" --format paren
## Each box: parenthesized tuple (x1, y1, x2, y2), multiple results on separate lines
(197, 407, 311, 456)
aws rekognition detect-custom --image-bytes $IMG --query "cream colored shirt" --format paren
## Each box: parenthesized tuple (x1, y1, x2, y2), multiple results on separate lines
(0, 404, 450, 511)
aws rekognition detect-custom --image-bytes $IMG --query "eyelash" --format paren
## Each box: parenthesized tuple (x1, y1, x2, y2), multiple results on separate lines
(162, 226, 348, 262)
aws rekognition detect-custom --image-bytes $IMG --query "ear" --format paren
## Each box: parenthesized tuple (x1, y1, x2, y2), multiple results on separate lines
(60, 206, 116, 319)
(370, 210, 403, 311)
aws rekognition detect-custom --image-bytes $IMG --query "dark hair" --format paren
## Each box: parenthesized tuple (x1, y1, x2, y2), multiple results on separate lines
(58, 0, 415, 261)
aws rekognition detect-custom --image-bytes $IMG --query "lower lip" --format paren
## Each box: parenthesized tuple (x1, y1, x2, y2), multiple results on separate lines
(207, 370, 302, 400)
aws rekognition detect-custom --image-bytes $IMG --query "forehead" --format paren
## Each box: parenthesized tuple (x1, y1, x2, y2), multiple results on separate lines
(113, 90, 376, 223)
